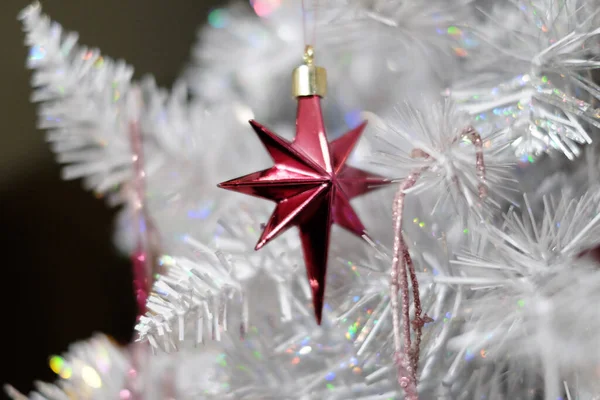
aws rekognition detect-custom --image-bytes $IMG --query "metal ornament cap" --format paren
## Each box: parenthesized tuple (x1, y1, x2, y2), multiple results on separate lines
(292, 45, 327, 98)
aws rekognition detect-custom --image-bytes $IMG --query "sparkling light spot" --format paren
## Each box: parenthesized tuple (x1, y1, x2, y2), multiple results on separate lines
(187, 204, 214, 219)
(49, 356, 64, 374)
(480, 349, 487, 358)
(120, 389, 131, 399)
(299, 346, 312, 355)
(94, 56, 105, 68)
(159, 255, 175, 266)
(208, 9, 228, 28)
(346, 322, 360, 339)
(29, 45, 46, 61)
(344, 109, 362, 128)
(465, 349, 475, 361)
(292, 356, 300, 365)
(59, 367, 72, 379)
(48, 356, 73, 379)
(517, 299, 525, 308)
(250, 0, 281, 17)
(519, 154, 529, 164)
(453, 47, 468, 57)
(82, 366, 102, 388)
(325, 371, 336, 381)
(542, 76, 549, 83)
(216, 354, 227, 367)
(326, 383, 335, 390)
(463, 36, 478, 48)
(443, 312, 452, 323)
(447, 26, 461, 35)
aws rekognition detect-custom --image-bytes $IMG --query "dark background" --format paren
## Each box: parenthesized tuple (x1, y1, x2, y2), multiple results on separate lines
(2, 0, 219, 395)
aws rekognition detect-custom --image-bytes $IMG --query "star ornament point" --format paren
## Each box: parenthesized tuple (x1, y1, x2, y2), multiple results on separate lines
(218, 96, 389, 324)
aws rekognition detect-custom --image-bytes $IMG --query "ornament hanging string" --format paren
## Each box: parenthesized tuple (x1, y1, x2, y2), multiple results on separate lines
(390, 126, 487, 399)
(301, 0, 318, 49)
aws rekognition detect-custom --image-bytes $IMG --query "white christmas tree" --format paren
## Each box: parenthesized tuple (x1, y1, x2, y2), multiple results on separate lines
(9, 1, 600, 399)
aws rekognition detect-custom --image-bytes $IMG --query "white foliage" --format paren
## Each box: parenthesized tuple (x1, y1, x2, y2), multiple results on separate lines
(9, 319, 402, 399)
(442, 192, 600, 398)
(137, 77, 271, 247)
(4, 335, 229, 400)
(20, 3, 139, 195)
(331, 236, 464, 398)
(448, 0, 600, 160)
(185, 2, 308, 122)
(327, 0, 476, 57)
(135, 228, 310, 353)
(318, 0, 477, 114)
(184, 0, 456, 123)
(15, 0, 600, 399)
(140, 77, 267, 181)
(135, 239, 246, 353)
(372, 100, 515, 211)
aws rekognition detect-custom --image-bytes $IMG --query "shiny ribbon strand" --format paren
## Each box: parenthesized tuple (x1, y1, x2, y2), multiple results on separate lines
(127, 89, 162, 319)
(125, 88, 165, 399)
(391, 125, 487, 399)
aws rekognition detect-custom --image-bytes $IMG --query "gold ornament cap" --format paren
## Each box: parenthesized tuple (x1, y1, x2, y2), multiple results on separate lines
(292, 45, 327, 98)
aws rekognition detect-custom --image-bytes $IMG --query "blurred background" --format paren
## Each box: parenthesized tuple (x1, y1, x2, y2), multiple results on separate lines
(2, 0, 220, 395)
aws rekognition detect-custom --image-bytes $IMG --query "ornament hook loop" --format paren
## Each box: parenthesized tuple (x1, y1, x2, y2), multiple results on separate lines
(292, 45, 327, 98)
(303, 45, 315, 66)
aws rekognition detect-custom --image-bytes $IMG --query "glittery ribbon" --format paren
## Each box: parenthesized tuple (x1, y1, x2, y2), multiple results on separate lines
(124, 99, 165, 398)
(124, 343, 146, 400)
(461, 126, 488, 200)
(128, 114, 161, 318)
(391, 169, 429, 400)
(391, 126, 487, 399)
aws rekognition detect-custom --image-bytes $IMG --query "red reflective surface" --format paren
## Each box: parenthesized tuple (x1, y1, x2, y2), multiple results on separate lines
(219, 96, 388, 323)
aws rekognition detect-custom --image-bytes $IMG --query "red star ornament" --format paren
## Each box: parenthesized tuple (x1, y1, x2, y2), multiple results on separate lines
(218, 95, 389, 324)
